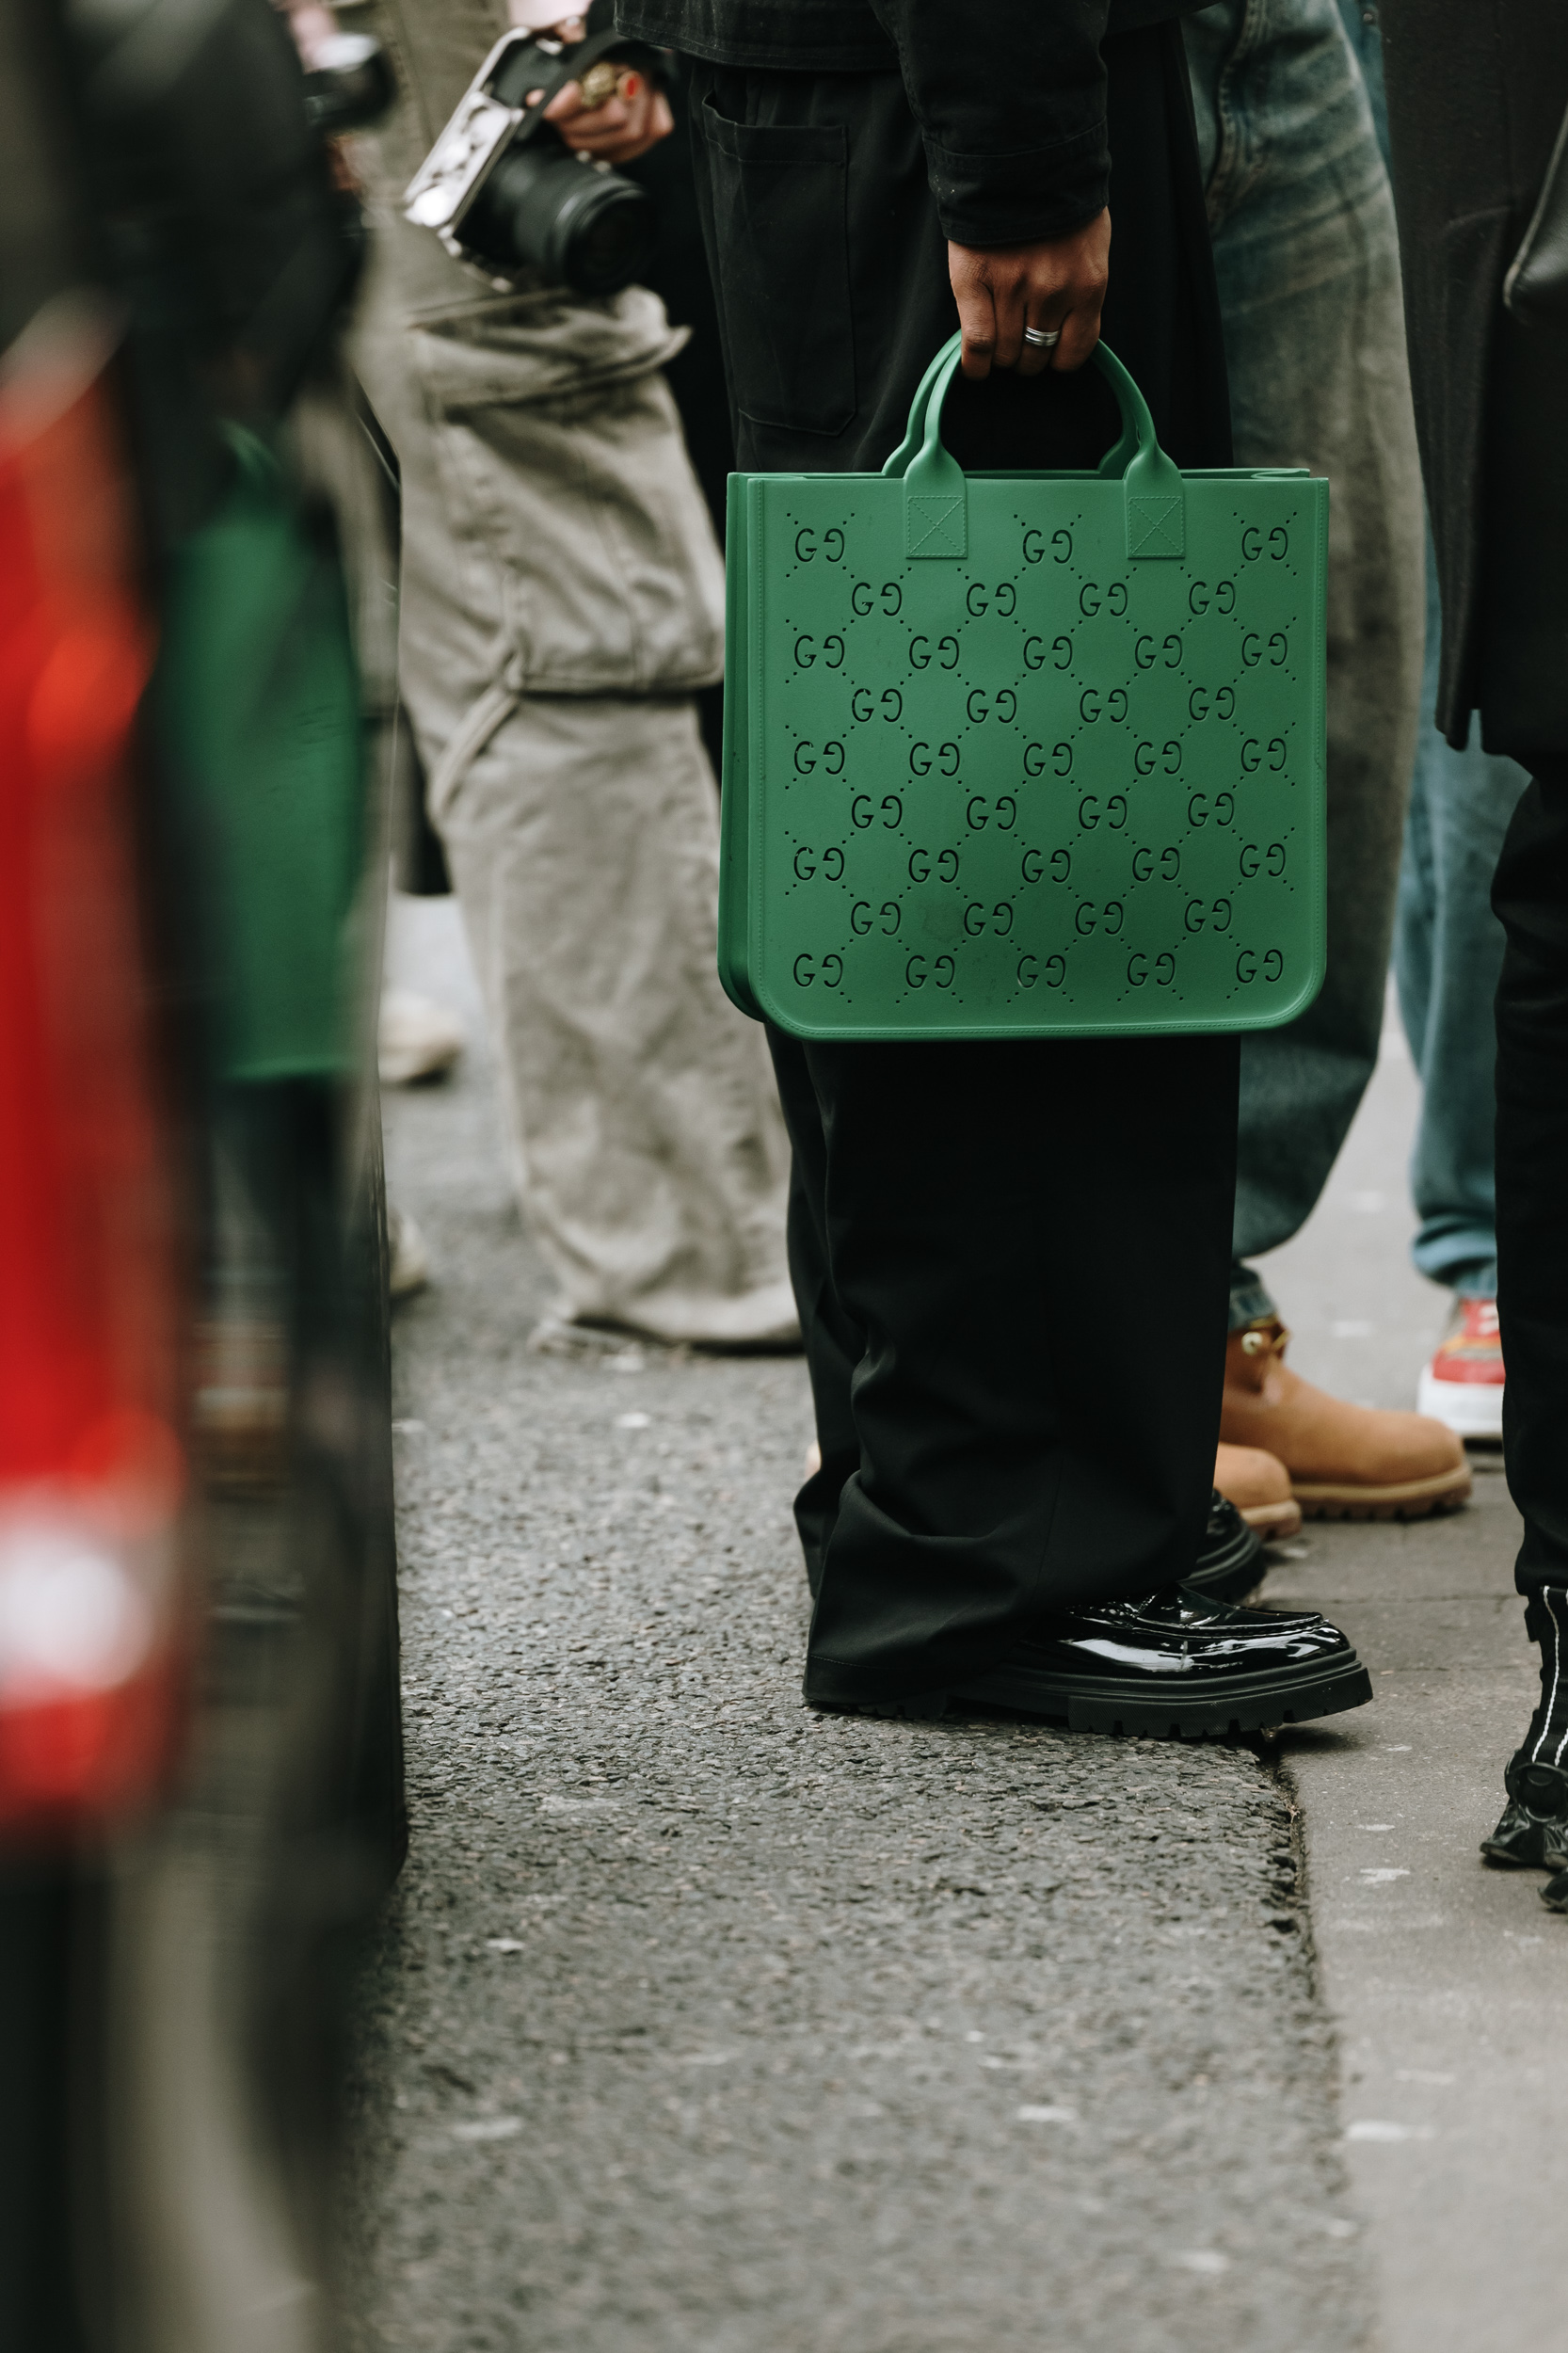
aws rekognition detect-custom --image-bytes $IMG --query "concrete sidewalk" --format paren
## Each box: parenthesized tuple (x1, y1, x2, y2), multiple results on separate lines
(1254, 1020, 1560, 2353)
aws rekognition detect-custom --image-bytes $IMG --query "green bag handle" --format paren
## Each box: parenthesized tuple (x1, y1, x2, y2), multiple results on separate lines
(880, 335, 1135, 483)
(890, 330, 1185, 563)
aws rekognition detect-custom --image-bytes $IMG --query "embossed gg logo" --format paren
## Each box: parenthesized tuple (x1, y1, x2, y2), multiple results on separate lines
(1076, 900, 1125, 936)
(908, 847, 960, 883)
(1240, 522, 1288, 564)
(851, 794, 904, 830)
(1078, 793, 1128, 831)
(1016, 952, 1066, 989)
(966, 582, 1016, 616)
(909, 742, 961, 776)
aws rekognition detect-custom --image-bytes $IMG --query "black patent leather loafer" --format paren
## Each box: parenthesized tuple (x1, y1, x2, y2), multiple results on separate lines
(1184, 1490, 1266, 1606)
(951, 1588, 1370, 1737)
(821, 1588, 1372, 1737)
(1480, 1752, 1568, 1870)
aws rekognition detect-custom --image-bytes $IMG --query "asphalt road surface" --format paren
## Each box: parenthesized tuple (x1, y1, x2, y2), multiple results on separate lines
(349, 900, 1383, 2353)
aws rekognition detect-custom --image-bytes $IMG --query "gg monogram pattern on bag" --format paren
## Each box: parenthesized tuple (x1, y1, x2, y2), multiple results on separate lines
(726, 464, 1327, 1041)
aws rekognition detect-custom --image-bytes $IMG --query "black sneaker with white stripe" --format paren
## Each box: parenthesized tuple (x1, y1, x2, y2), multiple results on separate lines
(1481, 1752, 1568, 1871)
(1483, 1589, 1568, 1901)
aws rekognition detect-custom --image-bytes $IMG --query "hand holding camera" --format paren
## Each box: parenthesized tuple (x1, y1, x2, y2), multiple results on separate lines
(405, 15, 665, 294)
(539, 55, 673, 165)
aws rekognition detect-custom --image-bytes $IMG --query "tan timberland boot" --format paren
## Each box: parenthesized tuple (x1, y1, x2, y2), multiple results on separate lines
(1222, 1316, 1471, 1520)
(1214, 1442, 1303, 1540)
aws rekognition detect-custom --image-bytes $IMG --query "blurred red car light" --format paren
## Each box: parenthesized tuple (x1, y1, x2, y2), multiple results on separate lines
(0, 298, 189, 1841)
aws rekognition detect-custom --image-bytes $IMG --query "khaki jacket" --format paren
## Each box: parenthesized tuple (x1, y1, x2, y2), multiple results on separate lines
(347, 0, 725, 707)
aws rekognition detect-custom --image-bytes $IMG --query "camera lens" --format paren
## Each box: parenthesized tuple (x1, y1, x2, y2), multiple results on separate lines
(469, 144, 656, 296)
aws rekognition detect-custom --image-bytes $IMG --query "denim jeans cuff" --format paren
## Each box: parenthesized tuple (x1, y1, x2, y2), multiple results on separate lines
(1411, 1233, 1499, 1299)
(1228, 1267, 1277, 1332)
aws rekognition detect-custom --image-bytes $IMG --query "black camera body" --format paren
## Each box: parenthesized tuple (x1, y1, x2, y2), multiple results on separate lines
(404, 28, 657, 296)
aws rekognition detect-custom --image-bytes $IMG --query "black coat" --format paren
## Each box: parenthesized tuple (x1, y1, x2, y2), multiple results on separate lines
(1379, 0, 1568, 757)
(614, 0, 1195, 246)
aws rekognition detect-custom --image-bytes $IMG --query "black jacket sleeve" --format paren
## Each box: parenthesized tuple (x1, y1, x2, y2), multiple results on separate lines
(870, 0, 1111, 245)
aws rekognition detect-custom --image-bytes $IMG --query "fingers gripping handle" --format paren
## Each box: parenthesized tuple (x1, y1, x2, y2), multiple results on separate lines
(890, 332, 1185, 561)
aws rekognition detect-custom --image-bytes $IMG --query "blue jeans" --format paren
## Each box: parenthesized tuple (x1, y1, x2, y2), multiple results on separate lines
(1335, 0, 1531, 1305)
(1185, 0, 1425, 1331)
(1394, 541, 1529, 1300)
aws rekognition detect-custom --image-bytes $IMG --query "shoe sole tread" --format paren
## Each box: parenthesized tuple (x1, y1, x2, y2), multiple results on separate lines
(823, 1655, 1374, 1739)
(1294, 1466, 1472, 1521)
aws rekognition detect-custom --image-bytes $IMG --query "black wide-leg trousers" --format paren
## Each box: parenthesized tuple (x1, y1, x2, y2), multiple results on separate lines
(688, 24, 1241, 1701)
(1494, 762, 1568, 1599)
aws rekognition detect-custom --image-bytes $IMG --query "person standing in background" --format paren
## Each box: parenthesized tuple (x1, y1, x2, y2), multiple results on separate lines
(1374, 0, 1568, 1897)
(1336, 0, 1528, 1446)
(1182, 0, 1470, 1527)
(607, 0, 1375, 1732)
(349, 2, 796, 1353)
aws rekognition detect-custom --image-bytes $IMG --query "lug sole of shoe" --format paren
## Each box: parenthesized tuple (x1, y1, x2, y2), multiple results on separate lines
(946, 1653, 1373, 1739)
(1416, 1365, 1504, 1440)
(1292, 1465, 1473, 1522)
(1238, 1498, 1304, 1540)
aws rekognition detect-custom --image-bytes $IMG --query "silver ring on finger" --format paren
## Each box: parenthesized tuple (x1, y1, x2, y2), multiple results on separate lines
(1023, 326, 1062, 349)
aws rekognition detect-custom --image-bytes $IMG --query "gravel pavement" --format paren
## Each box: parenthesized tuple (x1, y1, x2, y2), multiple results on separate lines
(348, 903, 1373, 2353)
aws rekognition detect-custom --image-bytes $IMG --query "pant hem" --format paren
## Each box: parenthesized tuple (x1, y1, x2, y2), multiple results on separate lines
(1228, 1272, 1277, 1331)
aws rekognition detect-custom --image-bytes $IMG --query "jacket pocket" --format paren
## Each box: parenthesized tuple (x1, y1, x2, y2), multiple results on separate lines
(696, 93, 855, 436)
(410, 326, 725, 696)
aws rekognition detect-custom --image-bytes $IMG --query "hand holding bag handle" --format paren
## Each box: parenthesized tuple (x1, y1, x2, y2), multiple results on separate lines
(881, 332, 1136, 483)
(891, 330, 1185, 561)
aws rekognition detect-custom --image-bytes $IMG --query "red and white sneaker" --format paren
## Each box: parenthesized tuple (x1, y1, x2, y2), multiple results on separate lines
(1417, 1297, 1504, 1441)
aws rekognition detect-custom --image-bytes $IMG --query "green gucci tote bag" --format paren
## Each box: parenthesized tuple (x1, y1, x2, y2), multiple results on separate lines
(717, 330, 1327, 1041)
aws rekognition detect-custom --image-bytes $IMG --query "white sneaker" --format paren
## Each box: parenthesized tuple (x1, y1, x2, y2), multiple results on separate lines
(387, 1204, 432, 1299)
(1416, 1297, 1504, 1440)
(378, 987, 465, 1087)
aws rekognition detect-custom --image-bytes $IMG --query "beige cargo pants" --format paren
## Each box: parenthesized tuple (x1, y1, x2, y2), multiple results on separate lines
(349, 11, 792, 1347)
